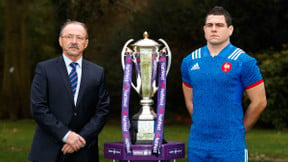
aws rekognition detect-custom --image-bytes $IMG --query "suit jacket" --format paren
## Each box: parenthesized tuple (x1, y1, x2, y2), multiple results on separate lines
(29, 56, 110, 162)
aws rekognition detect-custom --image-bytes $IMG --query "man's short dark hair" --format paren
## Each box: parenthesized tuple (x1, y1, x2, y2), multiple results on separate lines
(59, 20, 88, 38)
(205, 6, 232, 26)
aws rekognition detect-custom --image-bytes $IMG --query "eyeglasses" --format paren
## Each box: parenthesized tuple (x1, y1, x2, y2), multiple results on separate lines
(62, 34, 87, 41)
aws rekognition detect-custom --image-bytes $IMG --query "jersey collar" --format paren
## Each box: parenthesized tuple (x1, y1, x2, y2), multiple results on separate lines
(203, 43, 235, 58)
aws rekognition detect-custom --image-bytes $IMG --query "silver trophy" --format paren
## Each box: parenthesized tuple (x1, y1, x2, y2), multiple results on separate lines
(121, 32, 171, 144)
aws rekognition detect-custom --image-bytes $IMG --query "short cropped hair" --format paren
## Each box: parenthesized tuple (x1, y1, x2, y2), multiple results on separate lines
(205, 6, 232, 26)
(59, 20, 88, 38)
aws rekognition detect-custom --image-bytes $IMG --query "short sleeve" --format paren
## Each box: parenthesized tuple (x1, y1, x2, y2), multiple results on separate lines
(181, 56, 192, 87)
(240, 58, 263, 89)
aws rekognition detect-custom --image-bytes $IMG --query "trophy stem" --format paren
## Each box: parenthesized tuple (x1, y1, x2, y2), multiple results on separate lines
(131, 98, 156, 144)
(139, 98, 156, 119)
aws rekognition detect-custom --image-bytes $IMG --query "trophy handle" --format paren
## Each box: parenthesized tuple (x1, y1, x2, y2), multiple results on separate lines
(121, 39, 141, 94)
(121, 39, 134, 70)
(158, 39, 172, 76)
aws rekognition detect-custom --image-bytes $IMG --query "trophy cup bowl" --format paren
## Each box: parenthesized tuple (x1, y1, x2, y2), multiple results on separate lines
(103, 32, 185, 161)
(121, 32, 171, 144)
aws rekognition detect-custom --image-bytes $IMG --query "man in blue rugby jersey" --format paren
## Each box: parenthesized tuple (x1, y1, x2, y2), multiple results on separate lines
(181, 6, 267, 162)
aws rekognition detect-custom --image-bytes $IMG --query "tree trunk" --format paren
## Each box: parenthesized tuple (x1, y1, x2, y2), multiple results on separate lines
(1, 0, 30, 119)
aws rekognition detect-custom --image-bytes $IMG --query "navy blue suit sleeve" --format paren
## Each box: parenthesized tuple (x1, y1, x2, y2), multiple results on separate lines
(31, 63, 69, 142)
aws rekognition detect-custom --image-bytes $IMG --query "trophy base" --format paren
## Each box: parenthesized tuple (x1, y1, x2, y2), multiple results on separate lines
(133, 139, 167, 145)
(104, 141, 185, 161)
(131, 118, 155, 144)
(134, 140, 153, 145)
(130, 120, 167, 144)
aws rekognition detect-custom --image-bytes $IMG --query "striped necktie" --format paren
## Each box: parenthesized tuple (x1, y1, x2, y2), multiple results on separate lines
(69, 62, 78, 96)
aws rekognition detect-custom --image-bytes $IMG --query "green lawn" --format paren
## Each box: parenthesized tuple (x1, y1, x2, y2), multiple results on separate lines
(0, 120, 288, 162)
(246, 129, 288, 161)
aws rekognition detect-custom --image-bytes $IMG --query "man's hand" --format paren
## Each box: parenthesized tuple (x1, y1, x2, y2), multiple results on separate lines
(64, 131, 86, 153)
(61, 143, 74, 154)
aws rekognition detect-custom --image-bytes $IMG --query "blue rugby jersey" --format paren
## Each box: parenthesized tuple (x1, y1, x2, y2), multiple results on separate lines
(181, 43, 263, 151)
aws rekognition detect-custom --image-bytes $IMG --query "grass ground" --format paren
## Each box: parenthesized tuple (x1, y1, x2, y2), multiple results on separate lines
(0, 120, 288, 162)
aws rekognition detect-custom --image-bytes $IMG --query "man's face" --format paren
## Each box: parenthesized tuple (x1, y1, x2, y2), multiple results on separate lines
(203, 15, 233, 46)
(59, 24, 88, 61)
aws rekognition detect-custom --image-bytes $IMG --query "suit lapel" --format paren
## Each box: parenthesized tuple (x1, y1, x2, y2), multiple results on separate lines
(76, 59, 87, 108)
(56, 56, 75, 106)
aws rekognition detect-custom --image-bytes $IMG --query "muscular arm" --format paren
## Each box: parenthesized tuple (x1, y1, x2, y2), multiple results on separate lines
(182, 83, 193, 117)
(244, 82, 267, 132)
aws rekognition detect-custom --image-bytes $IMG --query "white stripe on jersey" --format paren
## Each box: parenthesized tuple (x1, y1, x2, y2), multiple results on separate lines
(228, 48, 244, 60)
(191, 48, 201, 60)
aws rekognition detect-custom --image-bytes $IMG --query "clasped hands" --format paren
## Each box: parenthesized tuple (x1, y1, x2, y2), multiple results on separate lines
(61, 131, 86, 154)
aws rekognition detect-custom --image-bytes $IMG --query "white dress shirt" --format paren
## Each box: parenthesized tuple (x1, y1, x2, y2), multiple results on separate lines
(63, 54, 82, 106)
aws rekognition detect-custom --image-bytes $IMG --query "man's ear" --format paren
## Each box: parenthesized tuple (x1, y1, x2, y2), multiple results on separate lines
(229, 25, 234, 36)
(84, 39, 89, 49)
(59, 37, 63, 47)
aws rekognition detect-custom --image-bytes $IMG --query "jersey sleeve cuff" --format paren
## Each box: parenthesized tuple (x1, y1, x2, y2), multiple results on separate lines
(245, 79, 263, 90)
(183, 81, 192, 88)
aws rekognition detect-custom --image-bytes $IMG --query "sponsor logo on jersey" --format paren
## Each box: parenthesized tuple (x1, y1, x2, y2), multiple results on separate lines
(191, 63, 200, 70)
(222, 62, 231, 72)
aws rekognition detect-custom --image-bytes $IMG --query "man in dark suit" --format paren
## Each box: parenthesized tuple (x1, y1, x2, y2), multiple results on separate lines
(29, 20, 110, 162)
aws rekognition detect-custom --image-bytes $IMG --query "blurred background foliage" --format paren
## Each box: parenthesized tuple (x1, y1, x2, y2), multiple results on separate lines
(0, 0, 287, 129)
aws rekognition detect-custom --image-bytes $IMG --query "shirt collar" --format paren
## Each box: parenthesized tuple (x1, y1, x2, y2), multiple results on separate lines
(203, 43, 233, 58)
(62, 54, 82, 68)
